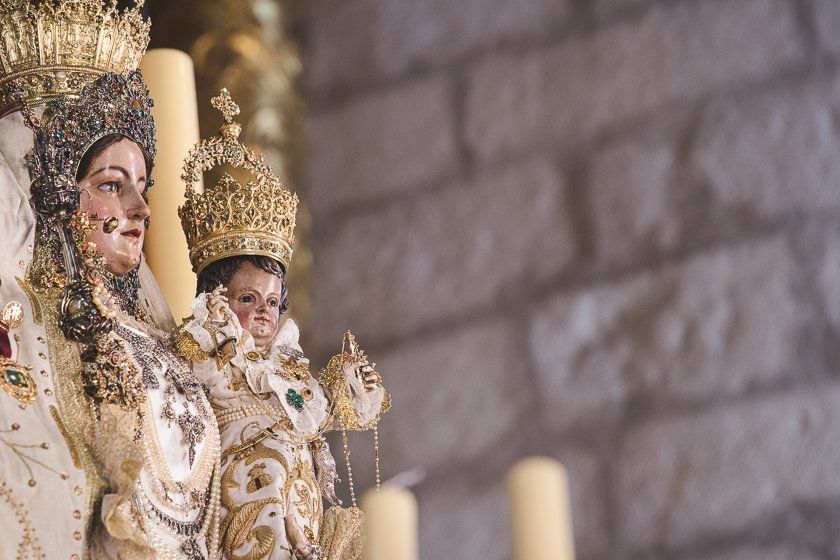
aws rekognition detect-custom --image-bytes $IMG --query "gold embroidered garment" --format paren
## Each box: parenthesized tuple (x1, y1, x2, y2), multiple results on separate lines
(183, 294, 385, 560)
(0, 110, 92, 560)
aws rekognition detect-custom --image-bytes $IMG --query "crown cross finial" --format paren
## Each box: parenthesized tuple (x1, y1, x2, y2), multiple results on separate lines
(211, 88, 242, 140)
(211, 89, 240, 123)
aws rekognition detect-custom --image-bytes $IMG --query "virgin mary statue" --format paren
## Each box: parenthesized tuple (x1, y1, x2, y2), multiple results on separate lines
(0, 1, 219, 558)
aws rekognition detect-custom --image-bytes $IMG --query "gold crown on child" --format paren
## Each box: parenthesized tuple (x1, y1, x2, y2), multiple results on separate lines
(0, 0, 150, 118)
(179, 89, 299, 274)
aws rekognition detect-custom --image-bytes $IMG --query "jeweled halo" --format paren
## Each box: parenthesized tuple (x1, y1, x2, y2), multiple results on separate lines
(24, 70, 156, 220)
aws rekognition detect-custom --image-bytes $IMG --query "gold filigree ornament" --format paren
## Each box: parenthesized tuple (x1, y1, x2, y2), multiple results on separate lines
(0, 0, 150, 117)
(278, 355, 310, 383)
(1, 301, 24, 330)
(81, 331, 145, 412)
(179, 88, 299, 274)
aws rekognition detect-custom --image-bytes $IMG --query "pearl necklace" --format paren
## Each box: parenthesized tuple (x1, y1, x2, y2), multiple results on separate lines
(135, 455, 221, 560)
(140, 389, 220, 513)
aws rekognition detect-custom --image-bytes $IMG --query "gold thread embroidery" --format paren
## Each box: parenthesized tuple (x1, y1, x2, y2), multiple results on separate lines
(15, 276, 42, 326)
(0, 422, 69, 486)
(0, 478, 45, 559)
(221, 498, 282, 560)
(220, 441, 289, 560)
(288, 458, 321, 541)
(246, 463, 273, 494)
(31, 285, 105, 550)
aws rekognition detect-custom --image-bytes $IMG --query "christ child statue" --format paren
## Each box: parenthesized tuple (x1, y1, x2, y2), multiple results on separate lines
(177, 255, 387, 560)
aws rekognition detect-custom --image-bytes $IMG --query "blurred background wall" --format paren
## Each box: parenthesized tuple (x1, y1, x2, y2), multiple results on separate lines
(151, 1, 840, 559)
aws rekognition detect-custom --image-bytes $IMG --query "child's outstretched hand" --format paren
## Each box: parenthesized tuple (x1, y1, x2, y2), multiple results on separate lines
(354, 359, 381, 392)
(207, 285, 229, 322)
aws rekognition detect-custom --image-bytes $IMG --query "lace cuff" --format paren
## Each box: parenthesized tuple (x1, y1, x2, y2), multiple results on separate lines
(181, 293, 243, 354)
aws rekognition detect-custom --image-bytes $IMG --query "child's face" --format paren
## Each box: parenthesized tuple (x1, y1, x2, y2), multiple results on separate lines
(225, 261, 285, 351)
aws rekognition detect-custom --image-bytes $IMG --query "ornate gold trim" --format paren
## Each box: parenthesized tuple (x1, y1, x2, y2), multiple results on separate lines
(15, 276, 42, 326)
(50, 404, 81, 469)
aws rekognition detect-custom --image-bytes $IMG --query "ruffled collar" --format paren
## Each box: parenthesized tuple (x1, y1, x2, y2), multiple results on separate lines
(238, 316, 307, 365)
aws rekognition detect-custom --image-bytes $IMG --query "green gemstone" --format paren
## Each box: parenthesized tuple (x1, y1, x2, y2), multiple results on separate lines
(286, 388, 304, 411)
(5, 370, 25, 387)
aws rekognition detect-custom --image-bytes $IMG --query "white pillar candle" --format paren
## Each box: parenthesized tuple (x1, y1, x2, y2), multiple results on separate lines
(507, 456, 575, 560)
(362, 485, 418, 560)
(139, 48, 202, 321)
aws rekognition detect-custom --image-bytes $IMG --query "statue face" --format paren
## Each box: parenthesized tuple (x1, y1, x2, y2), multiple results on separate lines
(226, 261, 285, 351)
(77, 139, 150, 277)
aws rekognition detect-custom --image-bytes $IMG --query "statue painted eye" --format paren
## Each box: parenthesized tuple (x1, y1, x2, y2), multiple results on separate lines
(98, 181, 120, 193)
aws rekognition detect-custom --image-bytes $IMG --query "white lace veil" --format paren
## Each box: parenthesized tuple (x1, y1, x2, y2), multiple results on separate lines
(137, 258, 176, 332)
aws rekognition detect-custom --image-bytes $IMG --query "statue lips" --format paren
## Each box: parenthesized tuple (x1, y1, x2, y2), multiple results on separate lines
(118, 226, 144, 257)
(120, 227, 142, 242)
(250, 315, 275, 338)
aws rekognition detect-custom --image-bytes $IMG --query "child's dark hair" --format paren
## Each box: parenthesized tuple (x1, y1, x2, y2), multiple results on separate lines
(196, 255, 289, 314)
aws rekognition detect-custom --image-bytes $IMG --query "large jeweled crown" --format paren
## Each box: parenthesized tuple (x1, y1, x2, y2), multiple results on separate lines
(0, 0, 150, 118)
(179, 89, 298, 274)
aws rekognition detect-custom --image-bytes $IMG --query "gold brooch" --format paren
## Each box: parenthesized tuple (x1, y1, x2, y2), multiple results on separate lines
(1, 359, 37, 405)
(246, 350, 266, 362)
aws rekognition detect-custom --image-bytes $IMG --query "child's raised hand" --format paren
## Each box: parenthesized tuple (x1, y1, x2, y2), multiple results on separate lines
(207, 285, 229, 321)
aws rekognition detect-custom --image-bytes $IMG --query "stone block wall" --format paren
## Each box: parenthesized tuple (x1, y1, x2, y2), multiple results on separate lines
(300, 1, 840, 558)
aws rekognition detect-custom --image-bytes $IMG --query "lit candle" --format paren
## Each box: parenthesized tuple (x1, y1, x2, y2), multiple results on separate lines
(362, 485, 418, 560)
(139, 49, 202, 321)
(507, 457, 575, 560)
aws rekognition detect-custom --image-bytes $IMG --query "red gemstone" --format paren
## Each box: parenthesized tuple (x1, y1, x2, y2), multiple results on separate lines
(0, 327, 11, 359)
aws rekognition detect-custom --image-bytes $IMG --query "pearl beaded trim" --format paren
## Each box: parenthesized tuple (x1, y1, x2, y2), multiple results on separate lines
(215, 404, 287, 428)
